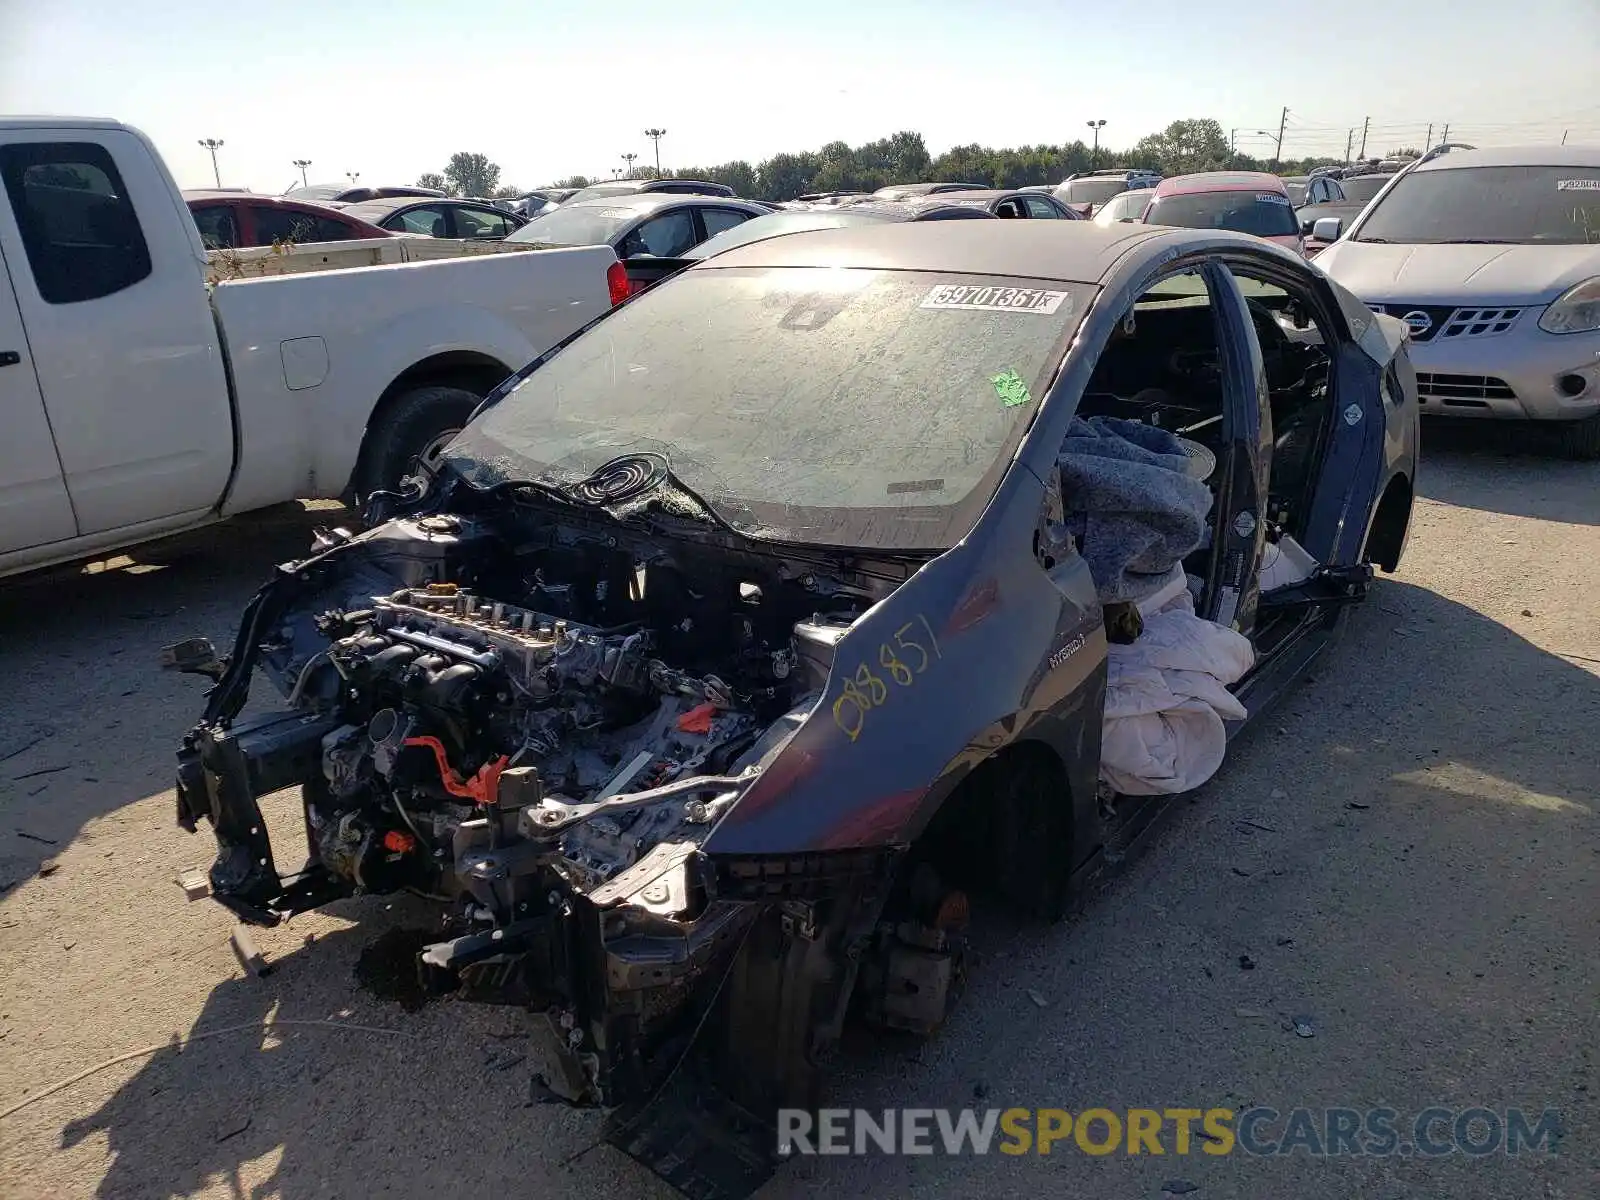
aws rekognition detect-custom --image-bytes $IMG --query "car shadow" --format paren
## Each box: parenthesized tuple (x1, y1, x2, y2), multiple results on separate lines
(766, 576, 1600, 1195)
(0, 504, 341, 886)
(22, 578, 1596, 1200)
(1420, 420, 1600, 525)
(38, 912, 661, 1200)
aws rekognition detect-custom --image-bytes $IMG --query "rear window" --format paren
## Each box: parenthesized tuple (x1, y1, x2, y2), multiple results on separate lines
(1060, 179, 1128, 206)
(1339, 174, 1395, 204)
(1146, 190, 1299, 237)
(565, 183, 639, 204)
(1355, 165, 1600, 245)
(506, 204, 635, 247)
(687, 211, 885, 259)
(445, 267, 1093, 550)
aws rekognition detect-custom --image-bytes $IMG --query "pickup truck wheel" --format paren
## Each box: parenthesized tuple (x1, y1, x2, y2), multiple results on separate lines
(1554, 412, 1600, 460)
(355, 385, 481, 499)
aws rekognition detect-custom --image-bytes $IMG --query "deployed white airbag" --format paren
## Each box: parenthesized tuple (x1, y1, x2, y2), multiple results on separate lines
(1099, 589, 1255, 796)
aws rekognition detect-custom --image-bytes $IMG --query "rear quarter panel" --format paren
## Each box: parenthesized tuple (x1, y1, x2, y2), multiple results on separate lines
(210, 246, 615, 510)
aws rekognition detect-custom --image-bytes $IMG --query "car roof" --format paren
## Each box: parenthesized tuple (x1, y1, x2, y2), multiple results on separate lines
(184, 190, 336, 208)
(693, 220, 1185, 285)
(561, 193, 761, 216)
(341, 196, 499, 218)
(0, 115, 125, 132)
(1411, 143, 1600, 171)
(931, 189, 1027, 201)
(685, 200, 996, 259)
(873, 182, 986, 198)
(1156, 171, 1288, 197)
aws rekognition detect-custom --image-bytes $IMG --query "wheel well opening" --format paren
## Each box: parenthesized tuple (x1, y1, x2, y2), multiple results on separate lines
(348, 352, 514, 501)
(1365, 474, 1413, 573)
(377, 350, 512, 413)
(910, 740, 1073, 918)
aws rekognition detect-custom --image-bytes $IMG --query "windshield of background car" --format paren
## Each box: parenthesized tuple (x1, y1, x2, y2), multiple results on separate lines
(1062, 179, 1127, 205)
(1285, 181, 1308, 205)
(685, 211, 886, 259)
(1094, 190, 1151, 226)
(1339, 174, 1394, 204)
(1354, 165, 1600, 244)
(1146, 189, 1299, 236)
(566, 184, 637, 204)
(445, 267, 1092, 550)
(505, 203, 635, 246)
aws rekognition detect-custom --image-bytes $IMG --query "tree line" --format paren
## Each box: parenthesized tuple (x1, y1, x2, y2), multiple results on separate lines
(422, 120, 1360, 203)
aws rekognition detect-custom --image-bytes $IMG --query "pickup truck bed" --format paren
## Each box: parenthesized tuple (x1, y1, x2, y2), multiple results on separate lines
(0, 116, 619, 579)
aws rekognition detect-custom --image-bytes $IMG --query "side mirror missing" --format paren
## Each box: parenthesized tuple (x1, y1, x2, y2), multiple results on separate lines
(1312, 217, 1344, 243)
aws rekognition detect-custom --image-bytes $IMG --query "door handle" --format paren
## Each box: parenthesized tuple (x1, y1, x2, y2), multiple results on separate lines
(0, 351, 19, 367)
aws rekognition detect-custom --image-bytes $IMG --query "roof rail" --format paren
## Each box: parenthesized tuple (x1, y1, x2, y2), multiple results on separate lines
(1416, 141, 1477, 167)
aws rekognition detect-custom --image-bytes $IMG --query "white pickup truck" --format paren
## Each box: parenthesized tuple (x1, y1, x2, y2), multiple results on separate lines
(0, 117, 620, 579)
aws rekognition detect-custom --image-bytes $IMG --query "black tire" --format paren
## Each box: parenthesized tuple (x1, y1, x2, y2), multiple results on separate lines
(1554, 412, 1600, 461)
(353, 385, 481, 500)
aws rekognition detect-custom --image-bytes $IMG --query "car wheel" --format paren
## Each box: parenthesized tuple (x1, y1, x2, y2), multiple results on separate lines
(354, 385, 481, 500)
(1554, 412, 1600, 461)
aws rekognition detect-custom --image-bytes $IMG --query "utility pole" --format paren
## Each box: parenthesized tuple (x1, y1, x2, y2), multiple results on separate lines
(198, 138, 224, 187)
(1439, 123, 1449, 146)
(644, 128, 666, 175)
(1423, 124, 1433, 152)
(1272, 106, 1288, 170)
(292, 159, 312, 187)
(1563, 129, 1570, 145)
(621, 152, 638, 179)
(1357, 116, 1371, 159)
(346, 171, 360, 185)
(1086, 119, 1106, 167)
(1344, 129, 1354, 162)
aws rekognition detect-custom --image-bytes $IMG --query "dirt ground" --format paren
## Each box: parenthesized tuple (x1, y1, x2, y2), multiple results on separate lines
(1, 431, 1596, 1200)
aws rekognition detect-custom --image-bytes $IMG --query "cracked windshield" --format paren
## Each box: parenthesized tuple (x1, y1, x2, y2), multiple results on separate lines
(447, 267, 1090, 548)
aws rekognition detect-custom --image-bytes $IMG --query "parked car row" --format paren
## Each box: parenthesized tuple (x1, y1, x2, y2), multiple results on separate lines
(184, 139, 1600, 461)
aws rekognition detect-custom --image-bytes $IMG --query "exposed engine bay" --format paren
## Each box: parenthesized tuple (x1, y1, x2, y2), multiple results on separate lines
(305, 571, 832, 902)
(173, 503, 914, 1127)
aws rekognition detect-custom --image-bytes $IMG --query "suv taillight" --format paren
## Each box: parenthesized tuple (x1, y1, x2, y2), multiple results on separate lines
(606, 259, 631, 306)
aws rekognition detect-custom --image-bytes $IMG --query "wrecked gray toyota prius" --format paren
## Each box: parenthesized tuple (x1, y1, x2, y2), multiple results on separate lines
(172, 222, 1417, 1197)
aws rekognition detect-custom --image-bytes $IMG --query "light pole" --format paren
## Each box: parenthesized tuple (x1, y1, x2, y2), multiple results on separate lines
(1085, 120, 1106, 168)
(621, 152, 638, 179)
(644, 128, 666, 176)
(198, 138, 224, 187)
(292, 159, 312, 187)
(346, 171, 360, 185)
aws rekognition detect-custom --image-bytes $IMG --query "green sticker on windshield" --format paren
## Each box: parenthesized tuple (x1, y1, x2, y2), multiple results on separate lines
(991, 370, 1032, 408)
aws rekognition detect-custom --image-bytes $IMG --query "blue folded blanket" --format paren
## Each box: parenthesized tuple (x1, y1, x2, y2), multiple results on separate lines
(1057, 415, 1214, 604)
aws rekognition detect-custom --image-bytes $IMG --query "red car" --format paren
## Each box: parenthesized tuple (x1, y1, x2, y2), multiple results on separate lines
(1144, 172, 1306, 256)
(183, 191, 395, 249)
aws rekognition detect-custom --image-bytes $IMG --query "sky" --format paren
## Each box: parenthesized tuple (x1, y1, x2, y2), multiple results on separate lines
(3, 0, 1598, 194)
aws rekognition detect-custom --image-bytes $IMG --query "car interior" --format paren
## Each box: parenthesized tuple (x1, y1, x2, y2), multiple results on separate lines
(1076, 267, 1338, 643)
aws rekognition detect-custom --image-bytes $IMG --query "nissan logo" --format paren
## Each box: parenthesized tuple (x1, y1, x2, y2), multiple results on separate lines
(1401, 310, 1433, 335)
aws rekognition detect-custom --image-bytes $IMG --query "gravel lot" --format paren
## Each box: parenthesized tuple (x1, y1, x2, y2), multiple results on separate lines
(1, 433, 1596, 1200)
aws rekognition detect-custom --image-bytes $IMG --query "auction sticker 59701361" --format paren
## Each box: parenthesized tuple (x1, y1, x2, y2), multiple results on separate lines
(922, 285, 1071, 314)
